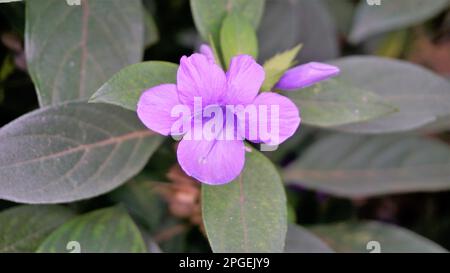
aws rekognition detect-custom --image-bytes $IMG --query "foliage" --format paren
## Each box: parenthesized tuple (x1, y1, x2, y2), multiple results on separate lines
(0, 0, 450, 253)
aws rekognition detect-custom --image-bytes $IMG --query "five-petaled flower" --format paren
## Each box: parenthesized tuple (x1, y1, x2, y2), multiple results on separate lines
(137, 45, 339, 185)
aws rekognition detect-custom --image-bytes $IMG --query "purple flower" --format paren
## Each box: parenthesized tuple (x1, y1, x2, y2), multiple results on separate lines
(137, 44, 338, 185)
(275, 62, 340, 91)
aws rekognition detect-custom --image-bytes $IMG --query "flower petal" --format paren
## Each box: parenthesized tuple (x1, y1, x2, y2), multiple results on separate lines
(199, 44, 216, 63)
(275, 62, 340, 91)
(177, 53, 227, 106)
(137, 84, 185, 136)
(238, 92, 300, 145)
(177, 124, 245, 185)
(225, 55, 265, 105)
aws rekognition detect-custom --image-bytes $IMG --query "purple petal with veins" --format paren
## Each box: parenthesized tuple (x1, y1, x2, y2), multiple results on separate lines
(137, 53, 302, 185)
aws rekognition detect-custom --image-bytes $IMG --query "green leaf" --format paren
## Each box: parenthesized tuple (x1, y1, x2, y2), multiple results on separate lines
(89, 61, 178, 111)
(284, 224, 334, 253)
(264, 125, 318, 164)
(202, 149, 287, 253)
(0, 102, 163, 204)
(190, 0, 265, 46)
(25, 0, 144, 106)
(208, 35, 224, 67)
(0, 55, 14, 104)
(349, 0, 450, 43)
(261, 44, 302, 91)
(0, 205, 75, 252)
(311, 221, 447, 253)
(283, 133, 450, 198)
(0, 55, 14, 80)
(220, 13, 258, 68)
(143, 7, 159, 48)
(330, 56, 450, 133)
(285, 79, 397, 127)
(37, 206, 146, 253)
(109, 174, 165, 233)
(258, 0, 338, 64)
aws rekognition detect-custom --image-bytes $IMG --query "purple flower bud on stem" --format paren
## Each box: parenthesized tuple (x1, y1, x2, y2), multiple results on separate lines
(275, 62, 340, 91)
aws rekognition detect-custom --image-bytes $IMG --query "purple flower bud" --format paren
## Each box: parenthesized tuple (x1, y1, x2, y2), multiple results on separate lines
(275, 62, 340, 91)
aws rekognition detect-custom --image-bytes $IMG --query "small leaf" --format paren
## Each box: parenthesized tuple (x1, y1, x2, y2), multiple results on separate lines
(143, 7, 159, 48)
(202, 149, 287, 253)
(375, 29, 410, 58)
(90, 61, 178, 111)
(330, 56, 450, 133)
(220, 13, 258, 68)
(0, 102, 163, 204)
(37, 206, 146, 253)
(25, 0, 144, 106)
(0, 205, 75, 253)
(285, 79, 397, 127)
(283, 133, 450, 198)
(190, 0, 265, 46)
(0, 55, 14, 80)
(284, 224, 334, 253)
(311, 221, 447, 253)
(0, 55, 14, 104)
(261, 44, 302, 91)
(349, 0, 450, 43)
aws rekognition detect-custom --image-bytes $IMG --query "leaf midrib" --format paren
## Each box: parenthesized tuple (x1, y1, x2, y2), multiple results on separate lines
(0, 130, 154, 169)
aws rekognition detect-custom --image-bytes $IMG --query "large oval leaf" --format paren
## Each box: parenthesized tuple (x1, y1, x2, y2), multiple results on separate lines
(190, 0, 265, 45)
(283, 133, 450, 198)
(311, 221, 447, 253)
(258, 0, 339, 64)
(285, 79, 397, 127)
(89, 61, 178, 111)
(37, 206, 146, 253)
(331, 56, 450, 133)
(0, 205, 75, 252)
(202, 149, 287, 253)
(25, 0, 144, 106)
(349, 0, 450, 43)
(0, 102, 162, 203)
(284, 224, 334, 253)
